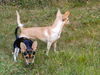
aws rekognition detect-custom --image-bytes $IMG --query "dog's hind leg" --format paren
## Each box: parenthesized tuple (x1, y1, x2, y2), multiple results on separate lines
(13, 48, 19, 62)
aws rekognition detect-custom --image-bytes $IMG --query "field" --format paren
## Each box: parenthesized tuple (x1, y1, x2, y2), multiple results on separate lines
(0, 1, 100, 75)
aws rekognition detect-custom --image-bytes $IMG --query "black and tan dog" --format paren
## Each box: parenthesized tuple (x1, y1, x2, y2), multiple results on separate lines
(12, 27, 37, 65)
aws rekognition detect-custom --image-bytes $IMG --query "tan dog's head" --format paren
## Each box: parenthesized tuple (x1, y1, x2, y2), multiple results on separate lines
(56, 9, 70, 25)
(20, 41, 37, 65)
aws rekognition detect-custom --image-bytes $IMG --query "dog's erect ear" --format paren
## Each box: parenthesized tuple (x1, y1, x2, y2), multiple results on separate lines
(63, 11, 70, 17)
(56, 9, 62, 18)
(63, 11, 70, 21)
(32, 41, 37, 50)
(20, 42, 26, 52)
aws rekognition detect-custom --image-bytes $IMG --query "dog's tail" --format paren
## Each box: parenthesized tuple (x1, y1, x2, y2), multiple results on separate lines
(15, 26, 19, 39)
(15, 11, 24, 39)
(16, 10, 24, 28)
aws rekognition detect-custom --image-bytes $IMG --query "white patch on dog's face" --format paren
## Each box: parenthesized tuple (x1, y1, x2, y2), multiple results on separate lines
(64, 18, 70, 24)
(67, 19, 70, 24)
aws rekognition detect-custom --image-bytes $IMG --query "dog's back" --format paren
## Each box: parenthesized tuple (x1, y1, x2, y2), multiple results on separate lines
(13, 37, 33, 52)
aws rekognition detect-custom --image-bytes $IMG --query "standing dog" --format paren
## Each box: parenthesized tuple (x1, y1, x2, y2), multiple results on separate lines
(16, 9, 70, 55)
(13, 27, 37, 65)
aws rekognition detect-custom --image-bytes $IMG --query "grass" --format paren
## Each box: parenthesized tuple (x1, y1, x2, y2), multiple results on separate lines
(0, 1, 100, 75)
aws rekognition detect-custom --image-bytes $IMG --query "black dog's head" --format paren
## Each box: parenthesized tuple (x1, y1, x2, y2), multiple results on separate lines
(20, 41, 37, 65)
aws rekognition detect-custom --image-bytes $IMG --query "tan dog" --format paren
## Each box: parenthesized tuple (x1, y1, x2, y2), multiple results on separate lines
(16, 9, 70, 55)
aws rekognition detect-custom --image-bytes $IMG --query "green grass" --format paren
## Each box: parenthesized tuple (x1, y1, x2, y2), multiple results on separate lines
(0, 1, 100, 75)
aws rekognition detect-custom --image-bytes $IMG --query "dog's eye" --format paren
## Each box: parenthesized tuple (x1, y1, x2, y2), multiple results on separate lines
(25, 56, 29, 59)
(23, 52, 27, 55)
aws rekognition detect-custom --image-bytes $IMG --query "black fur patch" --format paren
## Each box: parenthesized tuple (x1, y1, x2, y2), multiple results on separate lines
(13, 37, 33, 52)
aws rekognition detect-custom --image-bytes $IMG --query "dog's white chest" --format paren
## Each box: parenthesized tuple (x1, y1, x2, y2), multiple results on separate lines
(51, 31, 61, 41)
(50, 22, 62, 41)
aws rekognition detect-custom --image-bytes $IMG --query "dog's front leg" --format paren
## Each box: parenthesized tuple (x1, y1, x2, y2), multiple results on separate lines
(13, 48, 19, 62)
(46, 42, 52, 55)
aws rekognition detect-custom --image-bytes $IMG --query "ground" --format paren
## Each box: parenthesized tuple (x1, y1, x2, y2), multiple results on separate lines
(0, 1, 100, 75)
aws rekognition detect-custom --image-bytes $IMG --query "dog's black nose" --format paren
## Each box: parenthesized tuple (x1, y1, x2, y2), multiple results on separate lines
(26, 62, 32, 65)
